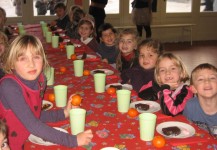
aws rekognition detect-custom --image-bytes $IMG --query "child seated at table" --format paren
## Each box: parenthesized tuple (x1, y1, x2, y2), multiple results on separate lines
(0, 7, 13, 39)
(50, 2, 70, 30)
(183, 63, 217, 137)
(0, 31, 8, 79)
(121, 39, 164, 93)
(66, 5, 85, 39)
(0, 34, 93, 149)
(78, 15, 99, 52)
(139, 53, 193, 116)
(0, 120, 10, 150)
(97, 23, 119, 66)
(116, 28, 139, 72)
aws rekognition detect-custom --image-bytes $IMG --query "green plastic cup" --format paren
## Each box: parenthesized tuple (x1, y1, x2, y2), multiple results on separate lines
(139, 113, 157, 141)
(42, 26, 48, 37)
(116, 89, 131, 113)
(93, 73, 106, 93)
(46, 31, 52, 43)
(66, 45, 75, 59)
(54, 85, 67, 107)
(44, 67, 54, 86)
(52, 35, 59, 48)
(19, 29, 26, 35)
(69, 108, 86, 135)
(73, 60, 84, 77)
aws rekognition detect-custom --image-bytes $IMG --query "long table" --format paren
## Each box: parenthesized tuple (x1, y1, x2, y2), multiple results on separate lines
(22, 24, 216, 150)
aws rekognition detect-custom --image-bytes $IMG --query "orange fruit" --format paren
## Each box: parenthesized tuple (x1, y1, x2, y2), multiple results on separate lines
(152, 136, 166, 148)
(106, 87, 116, 95)
(59, 43, 65, 49)
(127, 108, 139, 118)
(83, 70, 90, 76)
(71, 94, 82, 106)
(60, 66, 66, 73)
(48, 93, 55, 102)
(71, 54, 77, 60)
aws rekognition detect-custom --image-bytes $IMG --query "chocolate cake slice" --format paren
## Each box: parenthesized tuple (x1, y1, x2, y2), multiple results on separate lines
(93, 70, 105, 74)
(162, 126, 181, 136)
(110, 85, 122, 90)
(135, 103, 149, 111)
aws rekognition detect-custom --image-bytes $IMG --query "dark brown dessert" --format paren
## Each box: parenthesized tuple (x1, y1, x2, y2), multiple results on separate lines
(94, 70, 105, 74)
(42, 103, 51, 111)
(162, 126, 181, 136)
(110, 85, 122, 90)
(135, 103, 150, 111)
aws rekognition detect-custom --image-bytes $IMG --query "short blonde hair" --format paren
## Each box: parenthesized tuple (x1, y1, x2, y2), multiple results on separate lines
(191, 63, 217, 85)
(118, 28, 138, 43)
(154, 53, 189, 85)
(2, 34, 49, 74)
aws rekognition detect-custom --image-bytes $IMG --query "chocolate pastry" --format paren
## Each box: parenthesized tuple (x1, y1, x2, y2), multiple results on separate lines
(110, 85, 122, 90)
(42, 103, 51, 111)
(94, 70, 105, 74)
(135, 103, 149, 111)
(162, 126, 181, 136)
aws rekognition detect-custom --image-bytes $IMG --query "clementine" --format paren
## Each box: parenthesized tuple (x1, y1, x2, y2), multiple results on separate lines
(71, 54, 77, 60)
(127, 108, 139, 118)
(71, 94, 82, 106)
(48, 93, 55, 102)
(152, 136, 166, 148)
(59, 43, 65, 49)
(106, 87, 116, 95)
(60, 66, 66, 73)
(83, 70, 90, 76)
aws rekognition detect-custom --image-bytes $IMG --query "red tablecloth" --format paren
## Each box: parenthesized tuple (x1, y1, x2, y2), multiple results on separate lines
(22, 24, 216, 150)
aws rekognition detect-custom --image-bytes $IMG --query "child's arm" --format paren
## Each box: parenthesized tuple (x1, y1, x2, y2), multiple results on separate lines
(159, 84, 193, 116)
(138, 80, 159, 101)
(0, 79, 80, 147)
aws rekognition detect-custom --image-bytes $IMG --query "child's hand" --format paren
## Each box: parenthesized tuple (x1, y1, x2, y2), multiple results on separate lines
(50, 21, 57, 26)
(165, 82, 180, 90)
(77, 129, 93, 146)
(101, 58, 108, 64)
(63, 94, 80, 118)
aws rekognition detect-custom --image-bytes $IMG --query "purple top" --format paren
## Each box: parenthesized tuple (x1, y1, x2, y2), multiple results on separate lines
(0, 73, 78, 148)
(121, 66, 154, 92)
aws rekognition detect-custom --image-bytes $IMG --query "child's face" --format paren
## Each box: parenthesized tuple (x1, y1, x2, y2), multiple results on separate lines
(55, 8, 65, 18)
(157, 58, 181, 85)
(118, 34, 137, 56)
(139, 46, 158, 70)
(192, 69, 217, 99)
(14, 47, 43, 81)
(100, 29, 116, 46)
(0, 133, 10, 150)
(78, 23, 93, 39)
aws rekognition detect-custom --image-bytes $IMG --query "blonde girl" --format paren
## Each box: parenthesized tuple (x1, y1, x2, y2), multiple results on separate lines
(78, 15, 99, 52)
(0, 34, 93, 149)
(116, 28, 139, 72)
(155, 53, 193, 116)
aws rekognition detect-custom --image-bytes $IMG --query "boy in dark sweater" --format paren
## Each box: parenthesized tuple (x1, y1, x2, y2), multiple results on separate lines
(97, 23, 119, 65)
(50, 2, 70, 30)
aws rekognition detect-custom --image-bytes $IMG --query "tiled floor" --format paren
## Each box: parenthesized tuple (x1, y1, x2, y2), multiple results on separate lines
(164, 40, 217, 74)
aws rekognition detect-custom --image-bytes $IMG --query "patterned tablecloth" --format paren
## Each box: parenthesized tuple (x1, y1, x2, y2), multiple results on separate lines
(21, 24, 216, 150)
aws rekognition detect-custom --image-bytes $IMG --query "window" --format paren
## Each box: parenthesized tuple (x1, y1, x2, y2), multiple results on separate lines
(166, 0, 192, 13)
(200, 0, 217, 12)
(105, 0, 119, 14)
